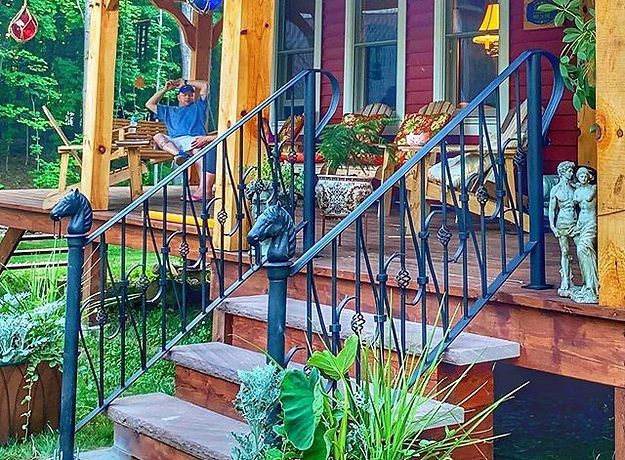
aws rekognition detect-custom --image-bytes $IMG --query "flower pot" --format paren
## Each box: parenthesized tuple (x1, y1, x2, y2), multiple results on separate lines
(0, 362, 61, 444)
(315, 175, 373, 218)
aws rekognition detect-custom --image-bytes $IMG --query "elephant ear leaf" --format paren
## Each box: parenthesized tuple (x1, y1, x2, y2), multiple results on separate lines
(280, 368, 322, 450)
(302, 423, 331, 460)
(307, 335, 359, 380)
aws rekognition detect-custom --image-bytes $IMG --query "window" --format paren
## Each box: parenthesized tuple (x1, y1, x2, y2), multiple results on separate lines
(275, 0, 318, 119)
(434, 0, 509, 113)
(353, 0, 399, 111)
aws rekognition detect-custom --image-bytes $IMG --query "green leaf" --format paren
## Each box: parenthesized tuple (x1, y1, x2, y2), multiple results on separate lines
(302, 424, 331, 460)
(279, 369, 322, 450)
(307, 335, 359, 380)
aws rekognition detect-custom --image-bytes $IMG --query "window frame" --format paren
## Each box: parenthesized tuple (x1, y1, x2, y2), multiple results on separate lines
(433, 0, 510, 129)
(272, 0, 323, 122)
(343, 0, 407, 117)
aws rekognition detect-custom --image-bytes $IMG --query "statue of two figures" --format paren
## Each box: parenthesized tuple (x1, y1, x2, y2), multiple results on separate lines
(548, 161, 598, 304)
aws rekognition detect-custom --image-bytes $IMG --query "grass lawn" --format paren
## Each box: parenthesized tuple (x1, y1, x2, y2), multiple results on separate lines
(0, 237, 213, 459)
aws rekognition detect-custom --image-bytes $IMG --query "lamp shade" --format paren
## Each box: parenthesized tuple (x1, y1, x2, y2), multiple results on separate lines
(473, 3, 499, 56)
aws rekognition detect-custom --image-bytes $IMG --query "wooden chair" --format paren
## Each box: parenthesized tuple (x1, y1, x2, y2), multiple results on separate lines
(376, 101, 456, 213)
(43, 106, 173, 206)
(409, 100, 531, 231)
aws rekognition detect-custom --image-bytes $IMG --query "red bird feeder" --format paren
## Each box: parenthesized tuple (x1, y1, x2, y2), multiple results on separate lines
(7, 0, 39, 43)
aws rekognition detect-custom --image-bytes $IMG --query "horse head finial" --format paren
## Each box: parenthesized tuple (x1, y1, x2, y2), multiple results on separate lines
(50, 189, 93, 236)
(248, 203, 296, 263)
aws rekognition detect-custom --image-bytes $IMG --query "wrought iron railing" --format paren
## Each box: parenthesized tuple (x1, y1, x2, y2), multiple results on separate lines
(53, 70, 339, 458)
(255, 51, 563, 379)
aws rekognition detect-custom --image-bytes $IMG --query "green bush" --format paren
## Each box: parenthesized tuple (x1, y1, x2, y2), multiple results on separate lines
(31, 157, 80, 189)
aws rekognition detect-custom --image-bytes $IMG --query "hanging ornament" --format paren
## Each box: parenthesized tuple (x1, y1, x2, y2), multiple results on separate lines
(7, 0, 39, 43)
(186, 0, 223, 15)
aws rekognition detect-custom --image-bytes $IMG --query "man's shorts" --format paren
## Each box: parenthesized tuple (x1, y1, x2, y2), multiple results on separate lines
(166, 135, 217, 174)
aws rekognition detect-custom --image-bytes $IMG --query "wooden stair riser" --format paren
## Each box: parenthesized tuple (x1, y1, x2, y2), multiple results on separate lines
(114, 424, 199, 460)
(174, 365, 243, 421)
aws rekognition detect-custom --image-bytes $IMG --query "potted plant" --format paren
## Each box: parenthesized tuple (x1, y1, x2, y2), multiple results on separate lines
(0, 272, 64, 445)
(316, 115, 392, 218)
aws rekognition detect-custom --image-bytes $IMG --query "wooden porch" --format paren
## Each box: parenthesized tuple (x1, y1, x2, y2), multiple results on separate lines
(3, 186, 625, 392)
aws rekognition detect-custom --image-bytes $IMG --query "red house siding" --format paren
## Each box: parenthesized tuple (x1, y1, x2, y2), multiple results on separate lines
(318, 0, 577, 170)
(320, 0, 346, 120)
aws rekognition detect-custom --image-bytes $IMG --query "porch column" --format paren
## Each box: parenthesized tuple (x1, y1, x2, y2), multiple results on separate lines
(596, 0, 625, 309)
(214, 0, 275, 250)
(80, 0, 119, 210)
(577, 0, 597, 169)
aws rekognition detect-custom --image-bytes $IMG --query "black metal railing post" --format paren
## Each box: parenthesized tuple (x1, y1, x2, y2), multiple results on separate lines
(50, 190, 93, 459)
(266, 262, 291, 367)
(303, 71, 317, 252)
(58, 233, 86, 459)
(526, 52, 550, 289)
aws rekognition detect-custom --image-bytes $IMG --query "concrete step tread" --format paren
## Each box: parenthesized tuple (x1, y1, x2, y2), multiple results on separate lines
(107, 393, 246, 460)
(78, 447, 131, 460)
(219, 294, 520, 366)
(168, 342, 463, 429)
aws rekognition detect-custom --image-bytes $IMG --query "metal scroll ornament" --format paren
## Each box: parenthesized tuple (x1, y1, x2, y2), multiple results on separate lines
(7, 0, 39, 43)
(186, 0, 223, 14)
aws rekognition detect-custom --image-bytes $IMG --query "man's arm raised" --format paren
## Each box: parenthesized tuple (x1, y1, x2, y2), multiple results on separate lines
(146, 80, 177, 113)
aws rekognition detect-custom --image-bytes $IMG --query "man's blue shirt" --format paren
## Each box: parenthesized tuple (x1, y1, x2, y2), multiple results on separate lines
(156, 97, 208, 138)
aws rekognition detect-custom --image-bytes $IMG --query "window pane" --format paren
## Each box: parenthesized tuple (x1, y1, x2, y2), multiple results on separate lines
(450, 38, 498, 105)
(450, 0, 494, 34)
(280, 0, 315, 51)
(356, 44, 397, 110)
(277, 51, 313, 118)
(357, 0, 398, 44)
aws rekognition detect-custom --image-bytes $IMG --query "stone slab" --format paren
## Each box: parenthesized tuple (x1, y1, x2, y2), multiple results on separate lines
(168, 342, 464, 429)
(107, 393, 246, 460)
(219, 295, 521, 366)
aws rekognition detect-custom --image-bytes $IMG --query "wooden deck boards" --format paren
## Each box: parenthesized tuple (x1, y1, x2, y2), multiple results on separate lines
(0, 186, 619, 322)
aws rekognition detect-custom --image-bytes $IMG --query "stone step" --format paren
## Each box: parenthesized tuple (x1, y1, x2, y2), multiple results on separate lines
(218, 295, 520, 366)
(167, 342, 464, 430)
(107, 393, 246, 460)
(78, 447, 131, 460)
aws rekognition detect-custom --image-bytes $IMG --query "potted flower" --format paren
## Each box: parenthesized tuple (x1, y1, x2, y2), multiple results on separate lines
(0, 285, 63, 444)
(316, 115, 392, 218)
(245, 160, 303, 221)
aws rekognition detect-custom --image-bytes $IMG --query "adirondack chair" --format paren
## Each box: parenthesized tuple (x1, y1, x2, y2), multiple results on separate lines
(377, 101, 456, 213)
(408, 100, 532, 231)
(43, 106, 173, 206)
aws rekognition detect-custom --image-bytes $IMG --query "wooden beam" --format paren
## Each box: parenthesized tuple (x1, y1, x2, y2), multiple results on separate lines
(214, 0, 275, 250)
(190, 12, 214, 81)
(0, 228, 25, 275)
(577, 0, 597, 169)
(596, 0, 625, 308)
(80, 1, 119, 210)
(151, 0, 197, 51)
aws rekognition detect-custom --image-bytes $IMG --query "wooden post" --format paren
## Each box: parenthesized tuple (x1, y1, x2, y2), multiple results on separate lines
(577, 0, 597, 169)
(80, 0, 119, 210)
(190, 12, 214, 81)
(214, 0, 275, 249)
(596, 0, 625, 308)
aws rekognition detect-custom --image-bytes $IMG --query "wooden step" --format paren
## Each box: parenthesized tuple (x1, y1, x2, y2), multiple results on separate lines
(166, 342, 464, 430)
(107, 393, 246, 460)
(217, 295, 521, 366)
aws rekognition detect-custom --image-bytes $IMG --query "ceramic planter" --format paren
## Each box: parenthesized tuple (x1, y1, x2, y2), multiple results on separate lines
(0, 362, 61, 444)
(315, 175, 373, 218)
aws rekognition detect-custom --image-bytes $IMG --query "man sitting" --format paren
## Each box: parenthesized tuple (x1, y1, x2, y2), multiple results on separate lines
(145, 78, 217, 200)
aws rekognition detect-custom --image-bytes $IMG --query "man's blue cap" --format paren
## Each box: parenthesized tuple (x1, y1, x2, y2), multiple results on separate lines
(179, 84, 195, 94)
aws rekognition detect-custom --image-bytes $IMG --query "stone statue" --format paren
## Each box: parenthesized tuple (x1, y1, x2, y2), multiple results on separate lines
(570, 167, 598, 304)
(548, 161, 576, 296)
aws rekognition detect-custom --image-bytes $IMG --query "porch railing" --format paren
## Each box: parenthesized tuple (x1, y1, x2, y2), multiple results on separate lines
(258, 50, 564, 378)
(54, 70, 339, 458)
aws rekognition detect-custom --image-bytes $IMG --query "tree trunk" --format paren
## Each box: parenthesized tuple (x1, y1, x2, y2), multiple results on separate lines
(180, 3, 192, 79)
